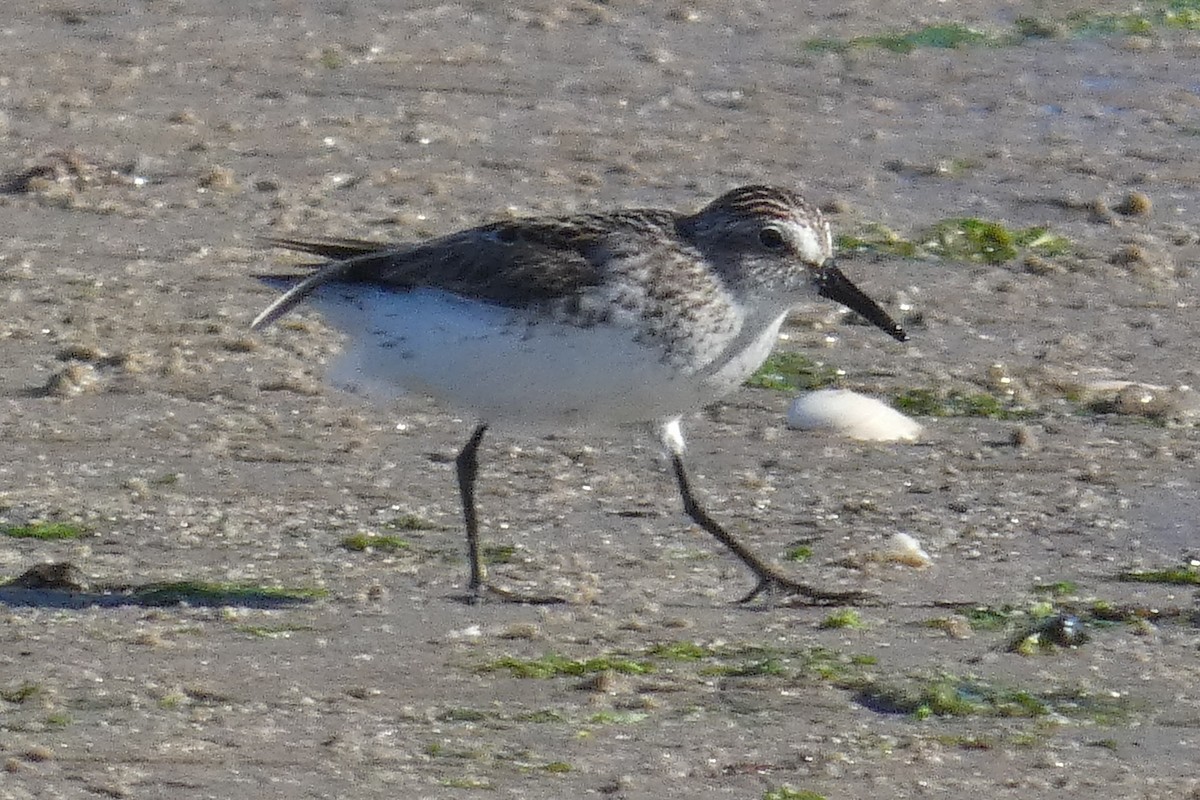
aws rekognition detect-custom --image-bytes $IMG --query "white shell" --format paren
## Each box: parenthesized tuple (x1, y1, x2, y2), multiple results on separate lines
(880, 532, 933, 568)
(786, 389, 923, 442)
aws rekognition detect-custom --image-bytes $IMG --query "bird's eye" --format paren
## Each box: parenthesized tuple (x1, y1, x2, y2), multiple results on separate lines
(758, 227, 786, 250)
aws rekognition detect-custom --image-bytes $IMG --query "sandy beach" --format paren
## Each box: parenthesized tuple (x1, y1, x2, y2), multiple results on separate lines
(2, 3, 1199, 798)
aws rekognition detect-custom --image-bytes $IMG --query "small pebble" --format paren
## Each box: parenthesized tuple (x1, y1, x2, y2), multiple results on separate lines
(56, 343, 105, 362)
(1114, 191, 1152, 217)
(1022, 254, 1060, 275)
(198, 166, 238, 192)
(928, 615, 973, 639)
(1010, 425, 1040, 451)
(23, 746, 53, 763)
(43, 363, 100, 397)
(1089, 197, 1116, 224)
(498, 622, 542, 640)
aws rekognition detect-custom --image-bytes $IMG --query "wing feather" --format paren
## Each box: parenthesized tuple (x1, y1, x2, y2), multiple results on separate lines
(251, 214, 679, 329)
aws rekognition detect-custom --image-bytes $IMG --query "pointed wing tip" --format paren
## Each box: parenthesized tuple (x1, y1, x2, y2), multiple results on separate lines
(249, 235, 396, 331)
(249, 300, 288, 331)
(248, 310, 274, 331)
(259, 235, 392, 261)
(248, 274, 303, 331)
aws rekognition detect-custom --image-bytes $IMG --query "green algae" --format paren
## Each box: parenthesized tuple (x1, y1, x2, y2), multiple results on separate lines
(805, 5, 1200, 54)
(480, 653, 656, 679)
(892, 388, 1035, 420)
(2, 522, 85, 540)
(819, 608, 866, 630)
(1117, 563, 1200, 585)
(746, 352, 840, 392)
(340, 533, 412, 553)
(840, 219, 1070, 265)
(129, 580, 327, 606)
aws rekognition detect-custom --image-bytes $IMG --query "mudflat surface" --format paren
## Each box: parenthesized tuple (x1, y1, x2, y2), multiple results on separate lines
(2, 3, 1200, 798)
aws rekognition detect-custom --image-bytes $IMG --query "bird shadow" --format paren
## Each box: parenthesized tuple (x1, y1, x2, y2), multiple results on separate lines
(0, 562, 326, 610)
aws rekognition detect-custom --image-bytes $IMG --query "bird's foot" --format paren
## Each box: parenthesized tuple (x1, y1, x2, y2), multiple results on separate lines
(737, 570, 876, 606)
(459, 581, 568, 606)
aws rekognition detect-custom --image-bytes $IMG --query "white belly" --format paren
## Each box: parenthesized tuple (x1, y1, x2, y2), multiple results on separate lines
(305, 286, 737, 428)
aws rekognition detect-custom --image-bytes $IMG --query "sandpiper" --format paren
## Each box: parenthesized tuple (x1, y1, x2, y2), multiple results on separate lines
(251, 185, 907, 604)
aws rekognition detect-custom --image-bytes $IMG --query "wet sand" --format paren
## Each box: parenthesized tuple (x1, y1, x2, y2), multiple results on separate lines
(2, 3, 1200, 798)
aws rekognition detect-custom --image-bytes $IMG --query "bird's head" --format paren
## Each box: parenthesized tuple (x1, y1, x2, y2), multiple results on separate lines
(683, 185, 906, 342)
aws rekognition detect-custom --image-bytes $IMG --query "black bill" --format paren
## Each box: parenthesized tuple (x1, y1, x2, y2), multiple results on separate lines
(816, 261, 907, 342)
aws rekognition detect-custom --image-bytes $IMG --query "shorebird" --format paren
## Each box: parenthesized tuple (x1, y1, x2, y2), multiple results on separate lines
(251, 185, 906, 604)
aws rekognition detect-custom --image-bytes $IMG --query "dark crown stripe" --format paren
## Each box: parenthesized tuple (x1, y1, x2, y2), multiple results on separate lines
(708, 185, 810, 220)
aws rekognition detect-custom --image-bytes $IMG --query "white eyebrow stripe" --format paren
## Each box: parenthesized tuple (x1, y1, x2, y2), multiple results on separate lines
(787, 220, 827, 264)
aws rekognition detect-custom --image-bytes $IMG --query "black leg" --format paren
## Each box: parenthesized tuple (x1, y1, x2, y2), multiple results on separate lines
(456, 423, 489, 599)
(454, 423, 565, 605)
(667, 441, 870, 605)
